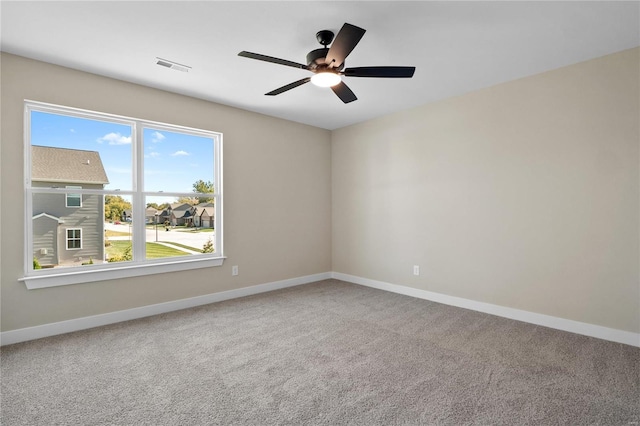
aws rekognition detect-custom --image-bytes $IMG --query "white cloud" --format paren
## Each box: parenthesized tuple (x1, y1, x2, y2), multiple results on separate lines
(151, 131, 165, 143)
(171, 150, 189, 156)
(149, 152, 160, 158)
(97, 132, 131, 145)
(70, 128, 76, 133)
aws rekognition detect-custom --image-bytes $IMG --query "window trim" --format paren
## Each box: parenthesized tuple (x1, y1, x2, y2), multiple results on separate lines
(19, 257, 226, 289)
(23, 100, 224, 289)
(65, 186, 82, 208)
(65, 228, 82, 250)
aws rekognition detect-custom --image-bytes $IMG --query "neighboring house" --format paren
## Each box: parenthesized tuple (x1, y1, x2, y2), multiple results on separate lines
(169, 203, 194, 226)
(158, 207, 171, 225)
(31, 146, 109, 266)
(145, 207, 159, 224)
(156, 202, 214, 228)
(121, 209, 132, 222)
(194, 203, 215, 229)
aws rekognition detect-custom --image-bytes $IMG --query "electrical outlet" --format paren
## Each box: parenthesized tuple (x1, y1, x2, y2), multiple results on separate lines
(413, 265, 420, 276)
(232, 265, 239, 276)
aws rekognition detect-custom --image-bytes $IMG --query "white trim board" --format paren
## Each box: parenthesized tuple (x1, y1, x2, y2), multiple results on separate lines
(2, 271, 638, 348)
(0, 272, 331, 346)
(332, 272, 640, 348)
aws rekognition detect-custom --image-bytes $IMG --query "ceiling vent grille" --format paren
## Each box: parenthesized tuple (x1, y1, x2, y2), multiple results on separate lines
(156, 57, 191, 73)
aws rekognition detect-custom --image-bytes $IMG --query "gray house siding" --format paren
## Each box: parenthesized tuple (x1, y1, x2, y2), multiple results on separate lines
(32, 181, 104, 265)
(32, 215, 59, 266)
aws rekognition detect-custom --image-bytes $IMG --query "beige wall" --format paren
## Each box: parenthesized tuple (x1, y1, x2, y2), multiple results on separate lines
(2, 48, 638, 336)
(0, 53, 332, 331)
(332, 48, 640, 333)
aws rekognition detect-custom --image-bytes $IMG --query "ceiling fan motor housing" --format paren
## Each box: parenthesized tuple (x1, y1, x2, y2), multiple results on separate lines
(306, 48, 343, 71)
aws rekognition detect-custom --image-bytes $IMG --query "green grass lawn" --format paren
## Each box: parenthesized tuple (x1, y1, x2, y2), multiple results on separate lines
(146, 242, 190, 258)
(106, 240, 189, 260)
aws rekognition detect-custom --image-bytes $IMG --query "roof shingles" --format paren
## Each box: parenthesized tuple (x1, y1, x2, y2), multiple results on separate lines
(31, 146, 109, 185)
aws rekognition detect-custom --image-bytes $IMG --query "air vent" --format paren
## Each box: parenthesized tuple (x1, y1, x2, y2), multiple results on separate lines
(156, 57, 191, 73)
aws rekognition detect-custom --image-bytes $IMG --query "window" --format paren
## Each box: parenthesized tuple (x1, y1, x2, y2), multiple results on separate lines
(23, 101, 224, 289)
(65, 186, 82, 208)
(66, 228, 82, 250)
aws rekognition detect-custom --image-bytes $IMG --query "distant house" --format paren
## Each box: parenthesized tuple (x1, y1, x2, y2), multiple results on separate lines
(145, 207, 159, 224)
(31, 146, 109, 266)
(167, 203, 192, 226)
(121, 209, 132, 222)
(156, 202, 214, 228)
(158, 207, 171, 225)
(194, 203, 215, 229)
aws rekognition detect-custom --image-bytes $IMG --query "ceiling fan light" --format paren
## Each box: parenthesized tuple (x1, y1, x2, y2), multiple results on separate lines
(311, 72, 341, 87)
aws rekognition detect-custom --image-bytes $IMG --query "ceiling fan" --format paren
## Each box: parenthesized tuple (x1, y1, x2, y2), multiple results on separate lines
(238, 23, 416, 104)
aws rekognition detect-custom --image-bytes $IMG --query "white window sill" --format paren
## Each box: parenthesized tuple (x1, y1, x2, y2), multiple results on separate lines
(20, 256, 226, 289)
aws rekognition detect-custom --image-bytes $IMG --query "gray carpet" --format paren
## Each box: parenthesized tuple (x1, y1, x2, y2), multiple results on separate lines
(1, 279, 638, 425)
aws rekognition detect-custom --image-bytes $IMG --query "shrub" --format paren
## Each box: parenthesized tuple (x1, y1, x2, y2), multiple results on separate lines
(108, 245, 132, 262)
(202, 238, 214, 253)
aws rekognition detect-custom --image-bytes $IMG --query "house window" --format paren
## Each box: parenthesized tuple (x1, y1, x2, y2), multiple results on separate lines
(66, 228, 82, 250)
(65, 186, 82, 208)
(23, 101, 224, 289)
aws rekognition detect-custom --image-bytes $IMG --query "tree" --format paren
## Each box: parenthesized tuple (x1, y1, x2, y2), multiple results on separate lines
(104, 195, 132, 221)
(175, 196, 198, 206)
(192, 179, 215, 204)
(146, 202, 169, 210)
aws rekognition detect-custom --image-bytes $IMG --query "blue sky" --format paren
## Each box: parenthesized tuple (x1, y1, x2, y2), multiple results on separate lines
(31, 111, 215, 194)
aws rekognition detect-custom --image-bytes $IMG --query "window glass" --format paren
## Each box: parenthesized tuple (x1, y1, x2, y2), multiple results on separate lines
(144, 196, 215, 260)
(30, 110, 132, 191)
(65, 186, 82, 208)
(26, 102, 222, 279)
(32, 190, 103, 269)
(143, 127, 215, 193)
(66, 229, 82, 250)
(104, 194, 134, 264)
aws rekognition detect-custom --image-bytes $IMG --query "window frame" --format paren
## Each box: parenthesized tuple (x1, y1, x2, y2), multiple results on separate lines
(66, 228, 82, 250)
(65, 186, 82, 208)
(22, 100, 224, 289)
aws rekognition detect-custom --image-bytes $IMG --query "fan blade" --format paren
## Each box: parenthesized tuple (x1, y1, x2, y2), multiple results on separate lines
(265, 78, 311, 96)
(344, 66, 416, 78)
(325, 23, 366, 69)
(331, 81, 357, 104)
(238, 51, 309, 70)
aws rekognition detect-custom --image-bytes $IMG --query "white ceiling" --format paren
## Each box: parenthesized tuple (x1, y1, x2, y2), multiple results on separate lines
(1, 1, 639, 130)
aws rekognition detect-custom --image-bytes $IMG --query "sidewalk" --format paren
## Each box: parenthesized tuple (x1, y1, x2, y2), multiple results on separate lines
(154, 241, 201, 254)
(107, 236, 201, 254)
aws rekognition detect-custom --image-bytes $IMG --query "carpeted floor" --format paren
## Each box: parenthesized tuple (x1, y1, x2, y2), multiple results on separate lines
(1, 279, 638, 425)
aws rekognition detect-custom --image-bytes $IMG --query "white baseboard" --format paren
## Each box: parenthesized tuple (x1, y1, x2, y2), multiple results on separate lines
(0, 272, 332, 346)
(332, 272, 640, 348)
(3, 271, 638, 348)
